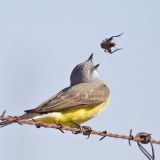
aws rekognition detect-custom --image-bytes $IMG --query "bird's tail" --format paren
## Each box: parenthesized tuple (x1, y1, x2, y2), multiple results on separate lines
(0, 121, 12, 128)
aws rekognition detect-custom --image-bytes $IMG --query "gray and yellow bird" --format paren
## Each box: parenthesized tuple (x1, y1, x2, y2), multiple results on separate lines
(0, 53, 110, 128)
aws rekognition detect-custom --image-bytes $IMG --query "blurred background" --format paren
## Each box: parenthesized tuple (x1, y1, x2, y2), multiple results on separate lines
(0, 0, 159, 159)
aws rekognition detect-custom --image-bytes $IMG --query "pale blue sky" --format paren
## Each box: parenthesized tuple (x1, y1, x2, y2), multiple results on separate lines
(0, 0, 160, 160)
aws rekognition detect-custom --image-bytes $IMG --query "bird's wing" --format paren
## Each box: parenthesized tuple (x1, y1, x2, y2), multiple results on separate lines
(25, 83, 110, 114)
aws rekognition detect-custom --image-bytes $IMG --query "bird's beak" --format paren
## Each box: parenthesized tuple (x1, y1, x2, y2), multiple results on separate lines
(93, 64, 100, 70)
(87, 53, 94, 61)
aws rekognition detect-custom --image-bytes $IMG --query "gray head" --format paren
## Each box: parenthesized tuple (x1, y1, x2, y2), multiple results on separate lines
(70, 53, 100, 85)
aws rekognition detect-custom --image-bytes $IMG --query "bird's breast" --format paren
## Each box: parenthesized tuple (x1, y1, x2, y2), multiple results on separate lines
(33, 98, 109, 127)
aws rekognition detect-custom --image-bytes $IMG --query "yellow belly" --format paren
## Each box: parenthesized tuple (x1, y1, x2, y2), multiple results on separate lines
(34, 98, 109, 127)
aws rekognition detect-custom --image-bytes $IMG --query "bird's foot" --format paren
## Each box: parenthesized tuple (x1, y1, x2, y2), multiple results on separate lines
(71, 121, 92, 138)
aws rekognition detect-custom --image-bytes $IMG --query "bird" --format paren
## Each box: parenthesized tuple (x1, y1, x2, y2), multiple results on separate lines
(0, 53, 110, 128)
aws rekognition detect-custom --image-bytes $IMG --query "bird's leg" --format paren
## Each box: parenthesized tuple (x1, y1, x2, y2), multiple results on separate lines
(71, 121, 81, 128)
(54, 120, 64, 133)
(71, 121, 92, 138)
(71, 121, 82, 134)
